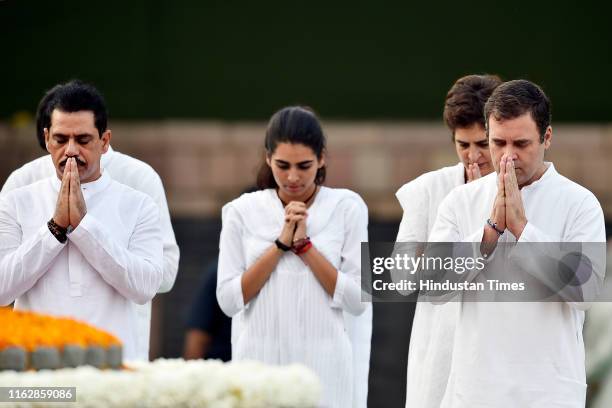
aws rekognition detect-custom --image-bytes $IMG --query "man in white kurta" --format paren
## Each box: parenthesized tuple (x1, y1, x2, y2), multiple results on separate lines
(0, 172, 164, 360)
(429, 79, 606, 407)
(430, 164, 605, 407)
(0, 80, 164, 360)
(2, 81, 179, 359)
(0, 146, 179, 359)
(395, 74, 501, 408)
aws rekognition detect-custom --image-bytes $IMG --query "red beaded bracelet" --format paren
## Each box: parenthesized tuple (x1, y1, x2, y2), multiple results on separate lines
(292, 237, 312, 255)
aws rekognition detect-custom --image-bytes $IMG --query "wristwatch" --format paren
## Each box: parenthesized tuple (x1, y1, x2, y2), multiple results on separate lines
(48, 218, 68, 243)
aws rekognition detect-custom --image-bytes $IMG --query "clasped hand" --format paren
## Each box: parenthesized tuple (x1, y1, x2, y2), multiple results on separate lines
(278, 201, 308, 247)
(489, 154, 527, 238)
(53, 157, 87, 229)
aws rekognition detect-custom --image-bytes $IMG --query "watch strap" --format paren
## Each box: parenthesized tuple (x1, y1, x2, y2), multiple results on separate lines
(48, 218, 68, 244)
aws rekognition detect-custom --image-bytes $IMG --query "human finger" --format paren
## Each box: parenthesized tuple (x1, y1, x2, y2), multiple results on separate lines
(510, 158, 519, 189)
(473, 163, 481, 179)
(71, 158, 81, 189)
(286, 205, 307, 216)
(61, 159, 71, 196)
(287, 201, 306, 212)
(504, 159, 517, 200)
(497, 162, 505, 197)
(288, 214, 305, 223)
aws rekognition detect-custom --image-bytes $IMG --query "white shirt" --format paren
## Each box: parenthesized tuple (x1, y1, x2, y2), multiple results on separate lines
(395, 162, 464, 408)
(0, 146, 179, 359)
(217, 187, 368, 408)
(0, 172, 164, 360)
(430, 163, 606, 408)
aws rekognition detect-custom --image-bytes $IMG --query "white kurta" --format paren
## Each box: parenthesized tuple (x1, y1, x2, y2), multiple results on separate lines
(343, 303, 372, 408)
(0, 146, 179, 359)
(217, 187, 368, 408)
(395, 162, 464, 408)
(0, 173, 164, 360)
(430, 163, 606, 408)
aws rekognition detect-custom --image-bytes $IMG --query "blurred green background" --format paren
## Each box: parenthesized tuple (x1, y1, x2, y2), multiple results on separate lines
(2, 0, 611, 121)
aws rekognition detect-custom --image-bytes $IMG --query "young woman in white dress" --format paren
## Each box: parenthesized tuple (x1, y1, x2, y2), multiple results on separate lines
(217, 106, 368, 408)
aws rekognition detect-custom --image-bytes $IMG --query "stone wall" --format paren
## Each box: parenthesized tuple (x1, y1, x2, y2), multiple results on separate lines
(2, 121, 611, 220)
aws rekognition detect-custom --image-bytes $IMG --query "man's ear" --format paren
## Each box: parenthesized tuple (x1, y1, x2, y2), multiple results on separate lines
(44, 128, 50, 152)
(101, 130, 112, 153)
(265, 153, 271, 167)
(543, 126, 552, 150)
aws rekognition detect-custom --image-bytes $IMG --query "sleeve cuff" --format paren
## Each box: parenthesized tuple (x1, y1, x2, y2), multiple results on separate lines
(330, 270, 347, 309)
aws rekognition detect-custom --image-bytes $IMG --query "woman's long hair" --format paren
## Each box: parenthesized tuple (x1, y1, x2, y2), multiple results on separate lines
(256, 106, 327, 189)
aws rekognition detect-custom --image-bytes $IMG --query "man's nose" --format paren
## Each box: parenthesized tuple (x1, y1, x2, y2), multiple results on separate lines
(503, 146, 518, 161)
(65, 138, 79, 157)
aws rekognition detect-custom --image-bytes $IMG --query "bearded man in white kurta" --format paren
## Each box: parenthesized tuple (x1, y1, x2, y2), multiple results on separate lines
(0, 81, 163, 360)
(396, 74, 501, 408)
(430, 80, 606, 407)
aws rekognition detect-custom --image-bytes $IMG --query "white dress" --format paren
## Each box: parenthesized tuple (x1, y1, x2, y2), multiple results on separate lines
(217, 187, 368, 408)
(430, 163, 606, 407)
(395, 162, 464, 408)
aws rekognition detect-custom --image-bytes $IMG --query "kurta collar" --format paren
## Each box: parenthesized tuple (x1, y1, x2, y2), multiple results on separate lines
(521, 162, 556, 191)
(101, 145, 116, 168)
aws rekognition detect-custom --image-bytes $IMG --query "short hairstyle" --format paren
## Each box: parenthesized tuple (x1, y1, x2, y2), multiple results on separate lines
(443, 74, 502, 140)
(36, 80, 108, 150)
(256, 106, 327, 189)
(484, 79, 551, 143)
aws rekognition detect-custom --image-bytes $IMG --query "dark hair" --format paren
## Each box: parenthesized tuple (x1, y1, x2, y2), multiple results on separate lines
(484, 79, 551, 143)
(443, 74, 502, 140)
(36, 80, 108, 150)
(256, 106, 327, 189)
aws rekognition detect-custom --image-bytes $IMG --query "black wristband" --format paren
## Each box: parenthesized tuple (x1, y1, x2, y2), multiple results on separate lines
(48, 219, 68, 244)
(275, 238, 292, 252)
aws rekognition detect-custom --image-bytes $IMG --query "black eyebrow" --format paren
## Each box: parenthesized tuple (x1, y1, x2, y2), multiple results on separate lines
(456, 138, 488, 144)
(274, 159, 314, 165)
(52, 133, 96, 138)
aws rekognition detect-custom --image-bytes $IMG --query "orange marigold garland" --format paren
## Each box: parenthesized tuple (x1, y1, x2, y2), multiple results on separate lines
(0, 308, 122, 371)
